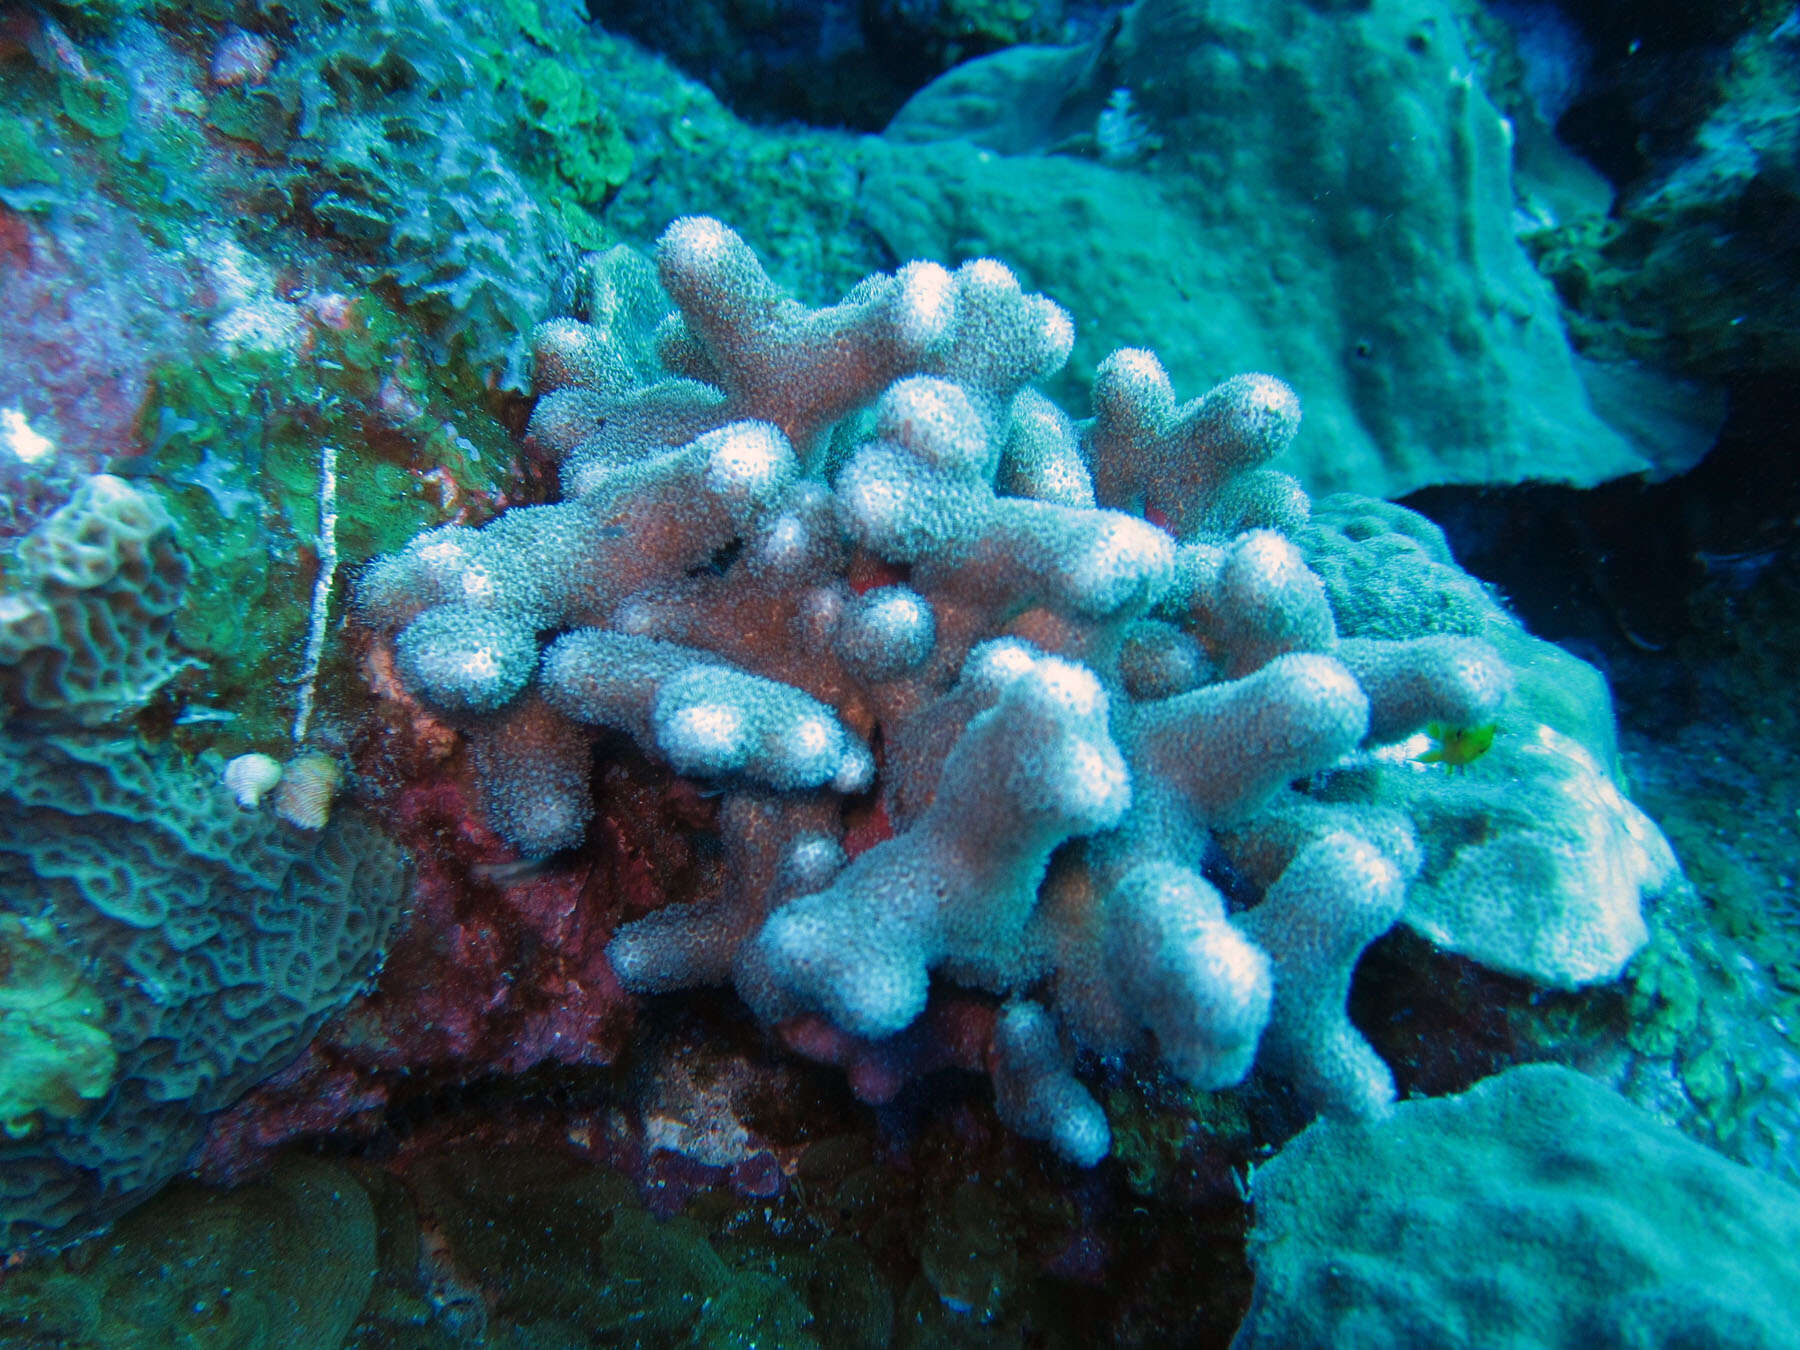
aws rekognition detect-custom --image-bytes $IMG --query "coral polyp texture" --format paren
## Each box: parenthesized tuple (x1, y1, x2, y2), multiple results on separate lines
(358, 218, 1677, 1164)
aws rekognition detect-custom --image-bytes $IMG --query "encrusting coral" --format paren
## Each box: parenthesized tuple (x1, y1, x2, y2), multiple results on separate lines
(358, 217, 1671, 1164)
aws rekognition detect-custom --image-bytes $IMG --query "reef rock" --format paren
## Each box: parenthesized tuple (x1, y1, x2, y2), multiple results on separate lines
(1237, 1063, 1800, 1350)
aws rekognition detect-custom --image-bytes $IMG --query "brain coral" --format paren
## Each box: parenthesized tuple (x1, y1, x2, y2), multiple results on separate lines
(358, 218, 1675, 1163)
(0, 474, 192, 725)
(0, 730, 410, 1251)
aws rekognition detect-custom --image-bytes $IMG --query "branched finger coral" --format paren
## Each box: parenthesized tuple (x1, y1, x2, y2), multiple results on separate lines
(358, 218, 1675, 1163)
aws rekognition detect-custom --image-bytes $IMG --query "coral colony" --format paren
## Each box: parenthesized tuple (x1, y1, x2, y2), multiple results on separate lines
(358, 216, 1541, 1165)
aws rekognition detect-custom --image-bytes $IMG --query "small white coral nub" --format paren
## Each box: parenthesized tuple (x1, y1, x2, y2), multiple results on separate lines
(222, 752, 283, 809)
(272, 751, 343, 830)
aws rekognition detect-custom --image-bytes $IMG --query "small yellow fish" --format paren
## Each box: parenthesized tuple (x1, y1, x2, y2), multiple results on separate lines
(1418, 721, 1497, 772)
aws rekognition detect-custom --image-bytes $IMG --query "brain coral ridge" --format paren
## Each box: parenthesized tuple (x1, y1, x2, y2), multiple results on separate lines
(359, 216, 1645, 1164)
(0, 474, 193, 725)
